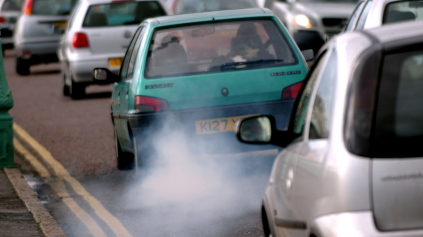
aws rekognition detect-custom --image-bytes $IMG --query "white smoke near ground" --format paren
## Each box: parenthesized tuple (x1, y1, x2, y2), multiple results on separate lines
(120, 119, 277, 236)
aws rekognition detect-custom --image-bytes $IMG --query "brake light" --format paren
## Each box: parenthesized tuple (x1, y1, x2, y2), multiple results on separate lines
(134, 96, 170, 113)
(282, 81, 303, 100)
(0, 17, 5, 23)
(72, 32, 89, 48)
(22, 0, 32, 15)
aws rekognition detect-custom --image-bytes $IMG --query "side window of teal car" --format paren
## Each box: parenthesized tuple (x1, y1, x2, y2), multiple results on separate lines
(293, 51, 327, 135)
(127, 27, 147, 79)
(309, 51, 337, 139)
(120, 26, 143, 80)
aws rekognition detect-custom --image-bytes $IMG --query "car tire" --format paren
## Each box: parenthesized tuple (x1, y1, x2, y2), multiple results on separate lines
(115, 126, 135, 170)
(16, 58, 30, 76)
(70, 79, 85, 100)
(63, 75, 70, 96)
(262, 208, 273, 237)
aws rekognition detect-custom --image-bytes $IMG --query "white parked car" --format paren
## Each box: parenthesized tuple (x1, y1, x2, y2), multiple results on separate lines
(344, 0, 423, 32)
(58, 0, 170, 99)
(237, 20, 423, 237)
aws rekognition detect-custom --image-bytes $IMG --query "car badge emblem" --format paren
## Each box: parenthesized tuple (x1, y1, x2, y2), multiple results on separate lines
(124, 31, 132, 39)
(222, 88, 229, 96)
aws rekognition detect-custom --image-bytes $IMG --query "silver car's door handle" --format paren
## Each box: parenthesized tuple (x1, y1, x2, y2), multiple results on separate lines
(286, 167, 294, 190)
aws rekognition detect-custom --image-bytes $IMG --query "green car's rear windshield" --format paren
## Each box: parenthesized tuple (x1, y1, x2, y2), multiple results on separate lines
(145, 19, 298, 79)
(83, 1, 166, 27)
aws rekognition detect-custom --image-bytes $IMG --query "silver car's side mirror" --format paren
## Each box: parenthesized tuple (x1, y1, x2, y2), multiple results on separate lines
(236, 116, 273, 144)
(301, 49, 314, 62)
(93, 68, 107, 80)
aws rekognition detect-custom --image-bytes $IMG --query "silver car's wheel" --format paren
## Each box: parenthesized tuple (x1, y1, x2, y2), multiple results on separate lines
(16, 58, 30, 76)
(70, 78, 85, 100)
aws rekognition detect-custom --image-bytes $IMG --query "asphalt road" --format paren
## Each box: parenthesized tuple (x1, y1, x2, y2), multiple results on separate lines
(5, 50, 278, 237)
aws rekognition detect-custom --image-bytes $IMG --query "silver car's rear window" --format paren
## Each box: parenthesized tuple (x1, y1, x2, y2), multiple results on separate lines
(31, 0, 77, 15)
(373, 49, 423, 157)
(383, 1, 423, 24)
(173, 0, 257, 15)
(145, 19, 298, 79)
(82, 1, 165, 28)
(1, 0, 24, 11)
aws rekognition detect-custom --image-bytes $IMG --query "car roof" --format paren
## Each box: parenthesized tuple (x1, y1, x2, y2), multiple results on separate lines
(144, 8, 273, 27)
(365, 20, 423, 46)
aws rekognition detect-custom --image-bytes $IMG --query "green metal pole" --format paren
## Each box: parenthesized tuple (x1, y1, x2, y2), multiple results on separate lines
(0, 41, 14, 168)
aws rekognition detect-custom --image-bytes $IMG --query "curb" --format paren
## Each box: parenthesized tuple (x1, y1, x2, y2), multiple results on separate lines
(4, 168, 67, 237)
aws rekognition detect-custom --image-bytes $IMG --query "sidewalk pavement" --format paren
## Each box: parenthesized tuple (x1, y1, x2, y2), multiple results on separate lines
(0, 166, 66, 237)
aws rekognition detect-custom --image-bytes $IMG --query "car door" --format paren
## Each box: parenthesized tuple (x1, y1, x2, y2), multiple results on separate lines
(292, 49, 337, 236)
(116, 26, 144, 150)
(271, 50, 328, 237)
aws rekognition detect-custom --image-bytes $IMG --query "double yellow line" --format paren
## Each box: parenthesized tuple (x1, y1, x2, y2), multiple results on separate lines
(13, 123, 132, 237)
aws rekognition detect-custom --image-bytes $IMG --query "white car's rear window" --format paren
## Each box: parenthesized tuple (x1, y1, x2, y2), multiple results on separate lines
(31, 0, 77, 15)
(383, 1, 423, 24)
(82, 1, 166, 27)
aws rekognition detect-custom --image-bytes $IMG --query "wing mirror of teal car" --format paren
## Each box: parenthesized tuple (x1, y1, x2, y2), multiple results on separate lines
(93, 68, 120, 83)
(236, 115, 296, 147)
(301, 49, 314, 61)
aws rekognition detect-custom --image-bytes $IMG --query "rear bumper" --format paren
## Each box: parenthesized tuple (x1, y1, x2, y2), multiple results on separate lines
(70, 59, 120, 83)
(121, 100, 294, 153)
(313, 211, 423, 237)
(15, 40, 60, 64)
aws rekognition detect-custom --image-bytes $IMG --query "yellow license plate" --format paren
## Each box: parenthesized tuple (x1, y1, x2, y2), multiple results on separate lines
(51, 22, 66, 30)
(195, 115, 253, 135)
(109, 58, 123, 67)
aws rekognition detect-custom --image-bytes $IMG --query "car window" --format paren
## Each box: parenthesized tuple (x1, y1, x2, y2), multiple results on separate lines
(345, 1, 365, 32)
(120, 27, 143, 80)
(373, 49, 423, 157)
(145, 19, 298, 79)
(1, 0, 24, 11)
(292, 51, 327, 135)
(355, 1, 372, 30)
(31, 0, 77, 16)
(174, 0, 257, 15)
(127, 27, 147, 79)
(383, 1, 423, 24)
(82, 1, 165, 28)
(309, 51, 337, 139)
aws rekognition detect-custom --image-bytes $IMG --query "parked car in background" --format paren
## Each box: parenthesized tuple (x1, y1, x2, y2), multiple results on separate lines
(13, 0, 78, 75)
(0, 0, 24, 55)
(168, 0, 258, 15)
(58, 0, 169, 99)
(93, 9, 312, 169)
(344, 0, 423, 32)
(236, 20, 423, 237)
(269, 0, 357, 54)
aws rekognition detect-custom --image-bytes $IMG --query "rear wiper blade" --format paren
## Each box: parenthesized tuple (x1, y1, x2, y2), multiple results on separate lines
(221, 59, 284, 69)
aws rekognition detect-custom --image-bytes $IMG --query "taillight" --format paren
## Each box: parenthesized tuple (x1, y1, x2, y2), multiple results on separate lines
(134, 96, 170, 113)
(282, 81, 303, 100)
(0, 17, 5, 23)
(22, 0, 32, 15)
(72, 32, 89, 48)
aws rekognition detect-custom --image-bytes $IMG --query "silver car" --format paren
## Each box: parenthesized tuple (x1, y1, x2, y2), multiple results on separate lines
(344, 0, 423, 32)
(0, 0, 24, 54)
(168, 0, 258, 15)
(13, 0, 78, 75)
(58, 0, 169, 99)
(236, 20, 423, 237)
(269, 0, 357, 54)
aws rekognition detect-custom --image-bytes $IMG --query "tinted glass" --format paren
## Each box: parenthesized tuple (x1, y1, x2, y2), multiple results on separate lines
(120, 27, 143, 80)
(83, 1, 165, 28)
(127, 27, 147, 79)
(174, 0, 257, 15)
(293, 52, 326, 135)
(309, 51, 337, 139)
(374, 50, 423, 157)
(1, 0, 24, 11)
(297, 0, 359, 3)
(355, 1, 372, 30)
(145, 19, 298, 79)
(383, 1, 423, 24)
(345, 1, 365, 31)
(31, 0, 77, 16)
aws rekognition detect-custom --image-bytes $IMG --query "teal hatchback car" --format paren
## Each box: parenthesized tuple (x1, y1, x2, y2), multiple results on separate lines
(94, 9, 311, 169)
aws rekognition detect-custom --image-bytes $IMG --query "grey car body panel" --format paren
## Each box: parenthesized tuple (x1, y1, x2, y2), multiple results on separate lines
(0, 10, 20, 45)
(59, 0, 170, 85)
(261, 21, 423, 236)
